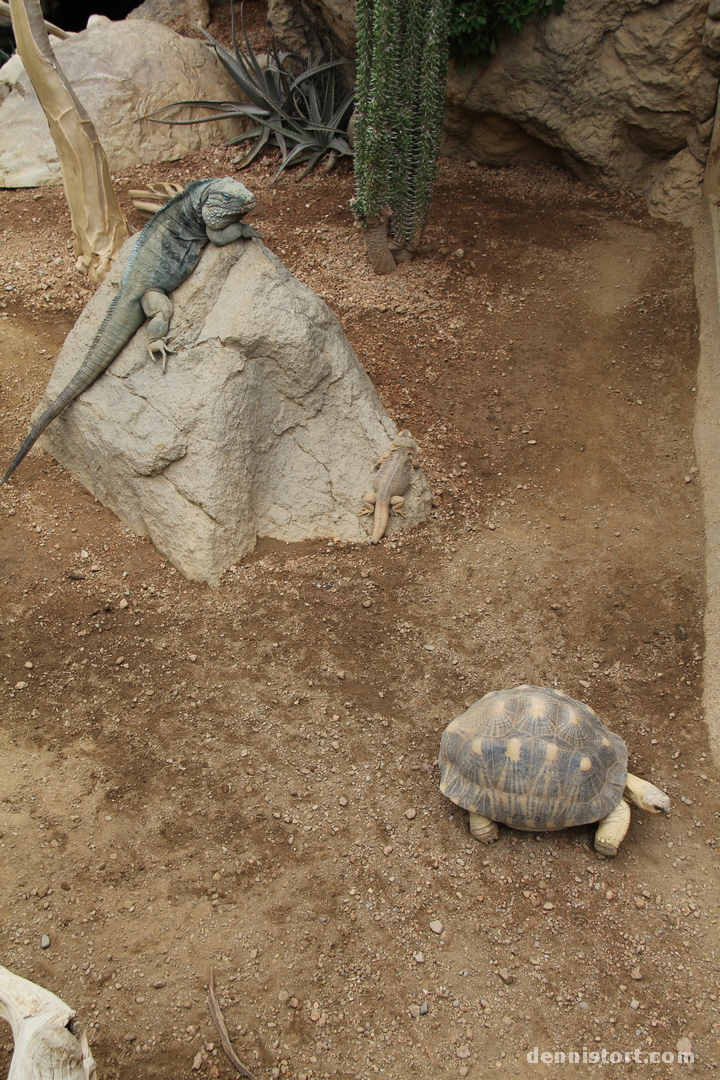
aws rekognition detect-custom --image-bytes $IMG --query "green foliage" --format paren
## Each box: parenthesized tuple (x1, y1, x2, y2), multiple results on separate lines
(448, 0, 565, 63)
(353, 0, 450, 253)
(147, 6, 354, 181)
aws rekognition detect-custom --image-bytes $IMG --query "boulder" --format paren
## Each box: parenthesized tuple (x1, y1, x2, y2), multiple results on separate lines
(646, 147, 706, 226)
(443, 0, 717, 215)
(267, 0, 356, 55)
(127, 0, 211, 30)
(37, 237, 432, 584)
(0, 19, 243, 188)
(268, 0, 718, 222)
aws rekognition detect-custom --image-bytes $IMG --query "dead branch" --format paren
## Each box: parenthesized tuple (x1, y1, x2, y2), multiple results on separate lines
(0, 0, 68, 37)
(207, 969, 258, 1080)
(128, 182, 184, 219)
(9, 0, 131, 283)
(0, 965, 96, 1080)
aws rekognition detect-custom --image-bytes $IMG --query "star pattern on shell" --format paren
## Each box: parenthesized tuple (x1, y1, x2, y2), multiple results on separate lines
(439, 685, 628, 831)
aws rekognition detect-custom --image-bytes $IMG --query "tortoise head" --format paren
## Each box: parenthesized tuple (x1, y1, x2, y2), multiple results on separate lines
(624, 773, 671, 814)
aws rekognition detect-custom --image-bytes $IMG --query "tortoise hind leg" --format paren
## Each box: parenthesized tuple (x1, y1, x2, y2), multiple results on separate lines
(593, 799, 631, 856)
(468, 812, 499, 844)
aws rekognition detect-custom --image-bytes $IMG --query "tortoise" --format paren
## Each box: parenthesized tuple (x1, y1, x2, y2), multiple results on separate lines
(438, 685, 670, 855)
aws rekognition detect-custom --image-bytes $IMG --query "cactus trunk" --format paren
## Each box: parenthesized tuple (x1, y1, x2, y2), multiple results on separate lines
(352, 0, 450, 273)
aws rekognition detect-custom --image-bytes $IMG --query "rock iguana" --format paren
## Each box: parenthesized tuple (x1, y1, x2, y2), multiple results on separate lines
(0, 176, 257, 486)
(361, 429, 419, 544)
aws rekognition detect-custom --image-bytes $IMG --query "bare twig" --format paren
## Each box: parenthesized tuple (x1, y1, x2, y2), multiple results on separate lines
(128, 182, 184, 219)
(207, 969, 258, 1080)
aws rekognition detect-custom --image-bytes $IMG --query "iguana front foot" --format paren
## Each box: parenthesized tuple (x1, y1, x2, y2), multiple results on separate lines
(148, 338, 175, 374)
(238, 222, 264, 240)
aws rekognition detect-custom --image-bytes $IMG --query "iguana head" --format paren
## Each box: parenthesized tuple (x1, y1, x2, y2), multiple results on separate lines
(202, 177, 256, 229)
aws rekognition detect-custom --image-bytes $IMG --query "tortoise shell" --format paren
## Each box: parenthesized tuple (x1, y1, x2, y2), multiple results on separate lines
(439, 685, 628, 831)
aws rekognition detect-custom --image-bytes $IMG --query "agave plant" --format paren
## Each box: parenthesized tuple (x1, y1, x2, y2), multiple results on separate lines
(147, 4, 355, 181)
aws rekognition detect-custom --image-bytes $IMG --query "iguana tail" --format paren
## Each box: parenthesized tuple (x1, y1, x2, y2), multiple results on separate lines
(1, 362, 117, 485)
(370, 502, 390, 544)
(1, 294, 144, 486)
(0, 377, 90, 486)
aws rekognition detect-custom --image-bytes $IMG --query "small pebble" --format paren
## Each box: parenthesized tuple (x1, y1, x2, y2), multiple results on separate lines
(24, 661, 33, 669)
(413, 951, 425, 963)
(419, 1001, 428, 1015)
(676, 1037, 692, 1054)
(362, 599, 372, 608)
(409, 1004, 421, 1018)
(119, 598, 129, 609)
(41, 935, 50, 949)
(14, 682, 28, 690)
(405, 807, 417, 820)
(189, 654, 198, 662)
(339, 796, 348, 806)
(277, 990, 289, 1003)
(630, 967, 642, 980)
(429, 920, 444, 935)
(497, 968, 514, 985)
(630, 998, 640, 1010)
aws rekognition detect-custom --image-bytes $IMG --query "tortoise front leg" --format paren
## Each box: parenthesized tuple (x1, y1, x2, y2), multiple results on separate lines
(593, 799, 631, 856)
(468, 812, 499, 844)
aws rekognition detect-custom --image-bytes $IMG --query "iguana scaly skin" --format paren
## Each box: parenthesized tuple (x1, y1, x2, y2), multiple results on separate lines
(0, 177, 257, 486)
(361, 429, 419, 544)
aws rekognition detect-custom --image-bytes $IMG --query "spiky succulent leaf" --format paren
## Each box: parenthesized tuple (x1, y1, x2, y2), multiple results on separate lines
(148, 1, 354, 180)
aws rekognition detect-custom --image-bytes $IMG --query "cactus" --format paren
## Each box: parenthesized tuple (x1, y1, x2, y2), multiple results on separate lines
(352, 0, 450, 274)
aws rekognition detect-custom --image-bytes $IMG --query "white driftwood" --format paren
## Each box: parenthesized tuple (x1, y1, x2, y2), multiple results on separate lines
(8, 0, 131, 283)
(0, 966, 96, 1080)
(0, 1, 69, 38)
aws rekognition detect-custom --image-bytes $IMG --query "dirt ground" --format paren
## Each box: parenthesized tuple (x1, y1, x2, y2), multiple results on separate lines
(1, 32, 720, 1080)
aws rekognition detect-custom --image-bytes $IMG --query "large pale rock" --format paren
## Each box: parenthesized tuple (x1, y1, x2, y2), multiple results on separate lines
(269, 0, 718, 221)
(127, 0, 211, 28)
(37, 237, 431, 584)
(0, 20, 242, 188)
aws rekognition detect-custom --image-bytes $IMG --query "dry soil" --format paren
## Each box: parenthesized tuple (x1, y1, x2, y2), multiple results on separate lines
(0, 61, 719, 1080)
